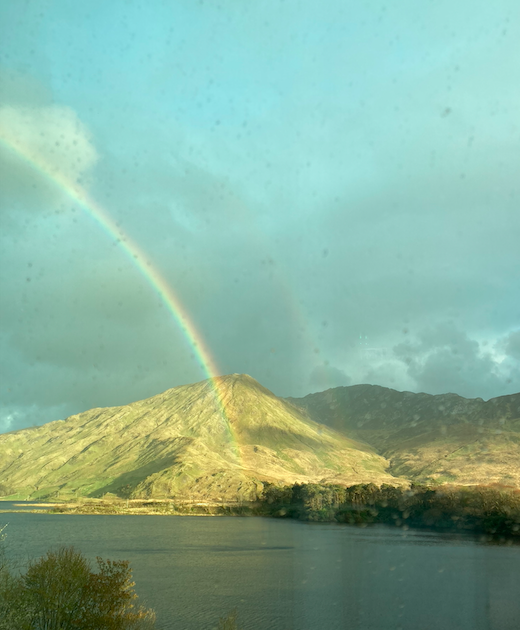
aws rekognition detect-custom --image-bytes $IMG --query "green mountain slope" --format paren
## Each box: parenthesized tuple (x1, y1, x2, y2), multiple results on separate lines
(0, 375, 396, 501)
(288, 385, 520, 487)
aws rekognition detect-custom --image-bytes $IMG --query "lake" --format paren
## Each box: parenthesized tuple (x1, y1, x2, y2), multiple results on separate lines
(1, 506, 520, 629)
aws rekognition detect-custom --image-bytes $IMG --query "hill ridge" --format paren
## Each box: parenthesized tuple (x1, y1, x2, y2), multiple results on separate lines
(288, 383, 520, 487)
(2, 376, 519, 501)
(0, 374, 395, 501)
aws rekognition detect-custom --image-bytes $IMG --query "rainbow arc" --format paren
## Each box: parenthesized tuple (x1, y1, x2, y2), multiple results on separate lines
(0, 133, 241, 459)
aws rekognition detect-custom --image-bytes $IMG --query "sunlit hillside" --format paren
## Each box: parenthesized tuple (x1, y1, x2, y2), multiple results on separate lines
(0, 375, 395, 501)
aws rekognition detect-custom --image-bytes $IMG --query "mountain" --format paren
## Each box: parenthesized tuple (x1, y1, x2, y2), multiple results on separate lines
(4, 376, 518, 502)
(0, 375, 396, 501)
(288, 385, 520, 487)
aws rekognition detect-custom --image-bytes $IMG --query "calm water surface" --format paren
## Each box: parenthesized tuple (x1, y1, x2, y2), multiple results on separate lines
(1, 507, 519, 630)
(0, 501, 50, 511)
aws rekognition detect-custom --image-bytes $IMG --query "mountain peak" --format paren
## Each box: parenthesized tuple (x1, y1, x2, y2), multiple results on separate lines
(0, 374, 394, 501)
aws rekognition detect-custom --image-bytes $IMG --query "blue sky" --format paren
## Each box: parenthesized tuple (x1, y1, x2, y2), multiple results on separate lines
(1, 0, 520, 431)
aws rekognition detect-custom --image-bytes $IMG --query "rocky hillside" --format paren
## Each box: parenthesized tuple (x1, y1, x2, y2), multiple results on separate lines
(288, 385, 520, 487)
(0, 375, 396, 501)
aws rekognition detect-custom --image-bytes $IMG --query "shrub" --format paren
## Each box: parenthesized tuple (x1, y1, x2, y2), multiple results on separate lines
(0, 543, 155, 630)
(0, 525, 31, 630)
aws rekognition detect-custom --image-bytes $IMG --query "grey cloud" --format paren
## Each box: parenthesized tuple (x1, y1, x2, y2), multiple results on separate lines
(0, 330, 206, 431)
(0, 225, 211, 429)
(0, 403, 69, 435)
(0, 67, 53, 108)
(0, 68, 98, 216)
(393, 323, 514, 399)
(309, 364, 351, 393)
(1, 3, 520, 433)
(504, 331, 520, 360)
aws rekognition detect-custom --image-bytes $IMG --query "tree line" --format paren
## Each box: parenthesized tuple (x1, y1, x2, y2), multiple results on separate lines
(257, 482, 520, 537)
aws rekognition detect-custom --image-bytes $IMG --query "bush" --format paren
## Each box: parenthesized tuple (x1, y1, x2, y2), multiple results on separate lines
(0, 525, 31, 630)
(0, 542, 155, 630)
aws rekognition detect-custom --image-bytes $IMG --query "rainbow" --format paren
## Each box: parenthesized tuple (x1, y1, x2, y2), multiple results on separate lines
(0, 133, 241, 457)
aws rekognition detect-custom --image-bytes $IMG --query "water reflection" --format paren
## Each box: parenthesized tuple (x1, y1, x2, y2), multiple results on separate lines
(2, 513, 519, 630)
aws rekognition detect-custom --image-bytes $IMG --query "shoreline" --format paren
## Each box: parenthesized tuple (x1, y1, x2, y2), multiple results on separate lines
(1, 499, 519, 545)
(0, 499, 256, 517)
(4, 482, 520, 542)
(3, 505, 520, 546)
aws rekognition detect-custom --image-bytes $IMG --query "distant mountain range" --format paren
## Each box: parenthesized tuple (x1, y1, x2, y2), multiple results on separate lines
(289, 384, 520, 487)
(1, 375, 519, 501)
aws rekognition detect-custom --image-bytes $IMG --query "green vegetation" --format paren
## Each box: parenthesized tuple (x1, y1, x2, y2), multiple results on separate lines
(40, 498, 256, 516)
(40, 481, 520, 540)
(3, 377, 520, 505)
(2, 374, 520, 547)
(0, 535, 155, 630)
(257, 482, 520, 537)
(1, 527, 244, 629)
(0, 375, 395, 504)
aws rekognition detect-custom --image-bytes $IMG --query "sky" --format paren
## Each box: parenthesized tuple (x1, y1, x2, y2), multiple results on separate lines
(1, 0, 520, 433)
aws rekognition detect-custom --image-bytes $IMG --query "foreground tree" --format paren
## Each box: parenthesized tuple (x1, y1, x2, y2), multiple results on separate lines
(0, 525, 31, 630)
(0, 542, 155, 630)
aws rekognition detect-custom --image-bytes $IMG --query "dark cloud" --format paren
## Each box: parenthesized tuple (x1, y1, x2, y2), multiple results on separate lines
(393, 323, 514, 399)
(1, 2, 520, 432)
(504, 331, 520, 360)
(309, 365, 351, 393)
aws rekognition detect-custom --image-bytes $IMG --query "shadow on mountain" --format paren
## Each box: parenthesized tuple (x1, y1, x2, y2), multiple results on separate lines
(89, 453, 182, 498)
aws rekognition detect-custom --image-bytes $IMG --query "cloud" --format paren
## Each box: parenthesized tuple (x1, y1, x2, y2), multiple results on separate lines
(0, 67, 53, 108)
(0, 403, 69, 435)
(0, 327, 207, 432)
(504, 330, 520, 360)
(392, 322, 517, 399)
(309, 364, 351, 393)
(0, 248, 211, 418)
(1, 5, 520, 433)
(0, 104, 98, 212)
